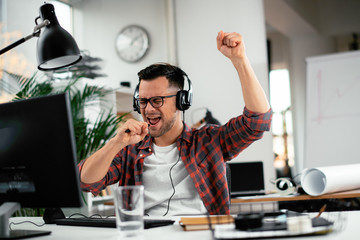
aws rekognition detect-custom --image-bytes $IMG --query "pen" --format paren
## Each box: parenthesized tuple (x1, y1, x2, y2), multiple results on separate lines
(125, 124, 150, 133)
(315, 204, 327, 218)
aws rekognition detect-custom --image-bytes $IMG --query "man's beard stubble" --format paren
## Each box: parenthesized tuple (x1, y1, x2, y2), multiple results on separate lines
(148, 114, 177, 138)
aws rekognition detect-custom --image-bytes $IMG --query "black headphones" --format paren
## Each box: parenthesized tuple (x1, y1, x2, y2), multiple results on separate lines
(273, 178, 296, 195)
(132, 72, 192, 113)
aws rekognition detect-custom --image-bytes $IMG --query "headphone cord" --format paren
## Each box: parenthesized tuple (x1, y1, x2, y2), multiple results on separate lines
(163, 153, 181, 216)
(163, 110, 185, 216)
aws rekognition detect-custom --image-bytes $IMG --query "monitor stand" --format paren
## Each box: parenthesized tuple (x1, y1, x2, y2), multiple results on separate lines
(0, 202, 51, 239)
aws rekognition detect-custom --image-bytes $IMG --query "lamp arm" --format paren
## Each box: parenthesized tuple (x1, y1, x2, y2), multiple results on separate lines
(0, 19, 50, 56)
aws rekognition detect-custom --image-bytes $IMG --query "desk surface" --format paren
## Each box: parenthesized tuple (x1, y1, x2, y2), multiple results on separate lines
(231, 189, 360, 204)
(8, 211, 360, 240)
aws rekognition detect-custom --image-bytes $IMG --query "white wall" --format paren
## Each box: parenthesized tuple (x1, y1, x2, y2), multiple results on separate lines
(72, 0, 169, 89)
(264, 0, 360, 174)
(267, 33, 336, 174)
(289, 35, 336, 172)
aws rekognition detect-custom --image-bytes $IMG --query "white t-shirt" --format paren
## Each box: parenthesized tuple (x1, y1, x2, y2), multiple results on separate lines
(143, 143, 207, 216)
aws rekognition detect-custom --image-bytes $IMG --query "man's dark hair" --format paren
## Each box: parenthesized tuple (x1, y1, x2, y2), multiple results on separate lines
(137, 63, 186, 90)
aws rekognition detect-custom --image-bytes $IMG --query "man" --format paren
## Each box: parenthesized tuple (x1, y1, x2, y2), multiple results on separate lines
(78, 31, 272, 216)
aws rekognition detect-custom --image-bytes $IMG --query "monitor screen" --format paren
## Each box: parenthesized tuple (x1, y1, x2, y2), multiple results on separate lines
(228, 161, 265, 196)
(0, 93, 82, 237)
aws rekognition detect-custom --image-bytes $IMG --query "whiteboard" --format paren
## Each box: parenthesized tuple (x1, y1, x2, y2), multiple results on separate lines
(305, 51, 360, 168)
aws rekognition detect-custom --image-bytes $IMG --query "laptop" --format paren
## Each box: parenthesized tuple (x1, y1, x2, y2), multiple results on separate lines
(228, 161, 265, 197)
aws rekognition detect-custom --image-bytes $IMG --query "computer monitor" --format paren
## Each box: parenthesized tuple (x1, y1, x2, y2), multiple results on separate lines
(0, 93, 82, 238)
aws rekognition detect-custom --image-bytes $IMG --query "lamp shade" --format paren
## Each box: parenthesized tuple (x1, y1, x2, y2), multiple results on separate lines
(205, 109, 221, 125)
(37, 3, 81, 71)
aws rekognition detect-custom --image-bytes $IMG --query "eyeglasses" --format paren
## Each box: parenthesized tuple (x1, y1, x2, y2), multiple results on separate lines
(136, 94, 177, 109)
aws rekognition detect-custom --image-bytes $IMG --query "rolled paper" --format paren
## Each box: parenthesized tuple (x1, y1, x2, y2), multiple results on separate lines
(301, 163, 360, 196)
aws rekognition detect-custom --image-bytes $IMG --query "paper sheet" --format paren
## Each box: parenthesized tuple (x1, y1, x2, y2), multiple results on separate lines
(301, 163, 360, 196)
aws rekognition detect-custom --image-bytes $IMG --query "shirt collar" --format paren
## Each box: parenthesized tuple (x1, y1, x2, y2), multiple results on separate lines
(179, 122, 193, 144)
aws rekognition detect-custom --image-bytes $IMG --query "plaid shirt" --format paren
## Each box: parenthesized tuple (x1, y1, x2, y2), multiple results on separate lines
(79, 107, 272, 215)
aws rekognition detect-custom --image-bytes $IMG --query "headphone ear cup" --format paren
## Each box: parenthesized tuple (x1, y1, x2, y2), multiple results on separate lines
(133, 84, 140, 113)
(275, 178, 296, 196)
(176, 91, 183, 111)
(176, 90, 190, 111)
(133, 99, 140, 114)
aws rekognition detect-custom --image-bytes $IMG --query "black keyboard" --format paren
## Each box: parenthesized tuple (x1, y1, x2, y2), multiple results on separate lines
(55, 217, 175, 229)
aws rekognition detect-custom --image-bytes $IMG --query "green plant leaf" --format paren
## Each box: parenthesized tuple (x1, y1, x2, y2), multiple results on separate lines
(11, 72, 53, 100)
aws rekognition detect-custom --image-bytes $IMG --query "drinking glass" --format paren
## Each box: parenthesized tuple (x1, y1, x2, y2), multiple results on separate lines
(113, 185, 144, 238)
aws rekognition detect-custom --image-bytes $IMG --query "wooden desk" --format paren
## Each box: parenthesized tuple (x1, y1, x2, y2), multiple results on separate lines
(231, 189, 360, 204)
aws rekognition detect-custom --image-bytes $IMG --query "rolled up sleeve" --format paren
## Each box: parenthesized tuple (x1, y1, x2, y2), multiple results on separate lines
(77, 159, 106, 196)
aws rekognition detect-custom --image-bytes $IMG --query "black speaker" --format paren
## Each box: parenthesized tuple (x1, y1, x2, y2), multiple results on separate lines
(133, 73, 192, 113)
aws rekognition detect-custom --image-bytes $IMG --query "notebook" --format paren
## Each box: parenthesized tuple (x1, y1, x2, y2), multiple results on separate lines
(228, 161, 265, 197)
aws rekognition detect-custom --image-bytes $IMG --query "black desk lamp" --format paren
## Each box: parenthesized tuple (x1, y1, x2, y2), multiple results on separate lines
(0, 3, 81, 71)
(204, 109, 221, 125)
(192, 109, 221, 128)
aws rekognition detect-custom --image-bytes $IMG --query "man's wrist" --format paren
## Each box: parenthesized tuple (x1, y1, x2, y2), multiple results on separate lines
(230, 55, 248, 66)
(109, 136, 127, 151)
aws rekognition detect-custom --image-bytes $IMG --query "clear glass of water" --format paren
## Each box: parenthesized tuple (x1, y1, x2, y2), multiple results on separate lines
(113, 185, 144, 238)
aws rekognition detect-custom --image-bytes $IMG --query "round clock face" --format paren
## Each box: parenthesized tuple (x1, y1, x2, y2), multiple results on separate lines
(115, 25, 150, 63)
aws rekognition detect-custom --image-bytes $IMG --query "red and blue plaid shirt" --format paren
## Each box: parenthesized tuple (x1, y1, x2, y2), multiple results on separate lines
(78, 107, 272, 215)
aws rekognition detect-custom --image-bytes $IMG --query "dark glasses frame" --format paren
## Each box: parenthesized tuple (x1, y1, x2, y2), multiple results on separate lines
(135, 94, 177, 109)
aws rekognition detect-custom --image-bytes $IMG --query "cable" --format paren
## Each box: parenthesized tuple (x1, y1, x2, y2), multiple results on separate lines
(68, 213, 91, 218)
(163, 153, 181, 216)
(206, 212, 215, 240)
(163, 109, 186, 216)
(67, 213, 112, 219)
(9, 221, 45, 231)
(9, 213, 115, 231)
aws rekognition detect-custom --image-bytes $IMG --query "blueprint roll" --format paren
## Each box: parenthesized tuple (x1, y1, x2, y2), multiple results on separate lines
(301, 163, 360, 196)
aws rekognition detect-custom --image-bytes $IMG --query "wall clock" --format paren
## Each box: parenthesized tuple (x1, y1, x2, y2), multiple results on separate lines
(115, 25, 150, 63)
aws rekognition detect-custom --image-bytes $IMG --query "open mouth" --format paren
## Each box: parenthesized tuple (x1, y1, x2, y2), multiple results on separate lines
(147, 117, 161, 126)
